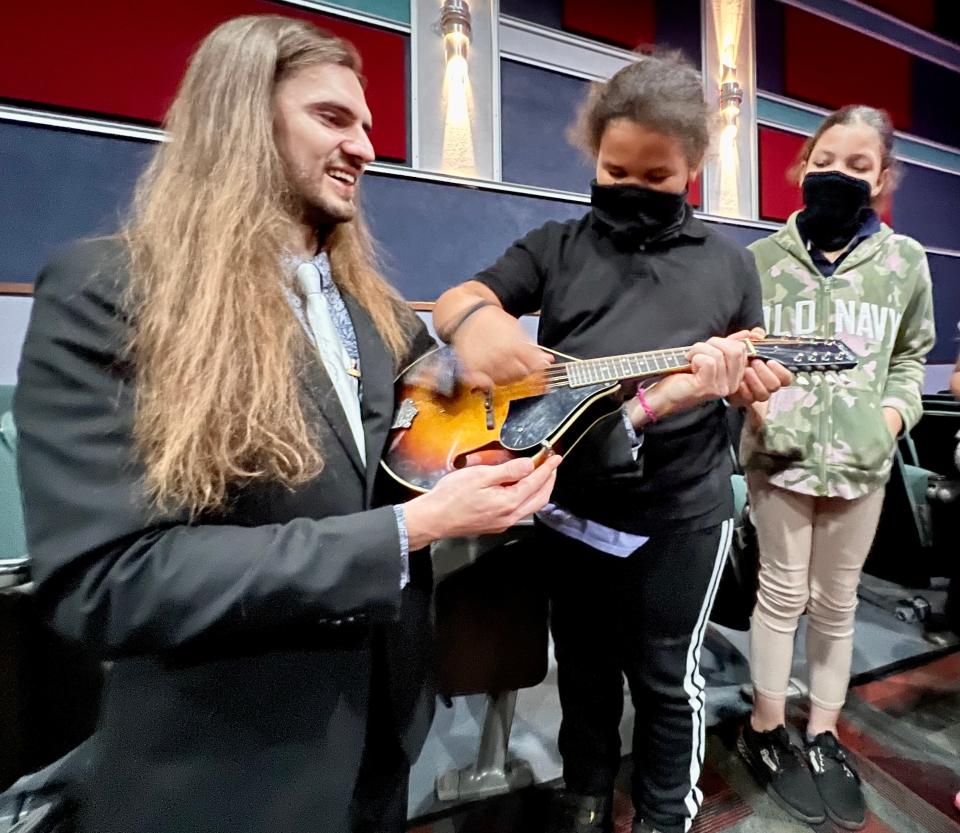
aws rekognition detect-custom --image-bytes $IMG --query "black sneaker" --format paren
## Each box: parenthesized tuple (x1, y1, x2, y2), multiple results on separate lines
(545, 790, 612, 833)
(738, 723, 826, 824)
(806, 731, 866, 830)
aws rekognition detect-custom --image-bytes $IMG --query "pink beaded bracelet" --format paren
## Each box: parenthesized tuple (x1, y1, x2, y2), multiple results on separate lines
(635, 386, 659, 423)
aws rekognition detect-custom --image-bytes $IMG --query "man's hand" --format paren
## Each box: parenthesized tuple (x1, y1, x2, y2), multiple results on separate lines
(403, 454, 562, 550)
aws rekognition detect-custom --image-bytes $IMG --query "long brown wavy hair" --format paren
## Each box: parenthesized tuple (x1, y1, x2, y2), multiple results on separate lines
(122, 15, 415, 517)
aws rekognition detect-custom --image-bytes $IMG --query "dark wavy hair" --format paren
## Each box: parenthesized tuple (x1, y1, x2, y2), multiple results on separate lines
(569, 51, 712, 167)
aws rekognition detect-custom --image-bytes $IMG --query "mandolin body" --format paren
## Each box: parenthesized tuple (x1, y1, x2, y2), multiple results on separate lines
(381, 347, 618, 492)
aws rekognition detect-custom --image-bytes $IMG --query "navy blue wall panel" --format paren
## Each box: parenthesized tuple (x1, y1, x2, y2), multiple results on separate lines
(911, 59, 960, 149)
(500, 60, 594, 193)
(928, 253, 960, 364)
(893, 162, 960, 251)
(716, 223, 768, 248)
(756, 0, 786, 95)
(654, 0, 702, 67)
(499, 0, 700, 64)
(0, 121, 153, 282)
(363, 174, 588, 298)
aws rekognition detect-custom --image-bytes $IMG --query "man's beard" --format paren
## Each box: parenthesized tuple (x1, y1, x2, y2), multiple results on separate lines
(301, 190, 356, 228)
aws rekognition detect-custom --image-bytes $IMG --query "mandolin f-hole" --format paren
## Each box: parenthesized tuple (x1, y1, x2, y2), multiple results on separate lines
(454, 442, 519, 469)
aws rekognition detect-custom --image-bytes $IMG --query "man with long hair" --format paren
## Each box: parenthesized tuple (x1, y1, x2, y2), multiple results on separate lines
(13, 15, 559, 833)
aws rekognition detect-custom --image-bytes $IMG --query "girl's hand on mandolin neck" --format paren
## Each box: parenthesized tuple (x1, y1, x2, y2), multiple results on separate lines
(725, 328, 793, 409)
(631, 334, 787, 426)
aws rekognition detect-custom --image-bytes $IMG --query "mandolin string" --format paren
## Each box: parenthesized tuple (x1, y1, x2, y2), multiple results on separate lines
(487, 340, 839, 393)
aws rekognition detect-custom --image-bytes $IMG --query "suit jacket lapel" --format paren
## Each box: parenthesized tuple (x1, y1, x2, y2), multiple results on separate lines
(344, 295, 395, 504)
(301, 352, 366, 481)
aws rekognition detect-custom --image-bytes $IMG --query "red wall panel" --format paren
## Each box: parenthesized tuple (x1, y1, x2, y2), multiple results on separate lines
(688, 176, 701, 208)
(783, 7, 912, 131)
(563, 0, 655, 50)
(0, 0, 407, 161)
(759, 127, 805, 221)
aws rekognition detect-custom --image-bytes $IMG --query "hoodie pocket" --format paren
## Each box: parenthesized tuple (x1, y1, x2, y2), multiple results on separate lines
(749, 381, 821, 462)
(829, 376, 895, 474)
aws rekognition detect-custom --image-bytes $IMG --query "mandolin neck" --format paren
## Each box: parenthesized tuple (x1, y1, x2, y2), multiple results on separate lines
(561, 347, 697, 388)
(525, 337, 852, 391)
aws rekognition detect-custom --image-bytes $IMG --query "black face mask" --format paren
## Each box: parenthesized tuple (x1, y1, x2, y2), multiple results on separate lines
(590, 180, 688, 247)
(797, 171, 873, 252)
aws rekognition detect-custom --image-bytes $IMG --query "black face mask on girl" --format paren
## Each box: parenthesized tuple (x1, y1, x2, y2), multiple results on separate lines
(797, 171, 873, 252)
(590, 180, 688, 246)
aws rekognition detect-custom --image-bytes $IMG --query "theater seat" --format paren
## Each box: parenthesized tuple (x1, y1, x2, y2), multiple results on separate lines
(0, 404, 101, 792)
(432, 523, 547, 801)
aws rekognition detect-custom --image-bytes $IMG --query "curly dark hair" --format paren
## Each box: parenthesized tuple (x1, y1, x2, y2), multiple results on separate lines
(569, 51, 712, 167)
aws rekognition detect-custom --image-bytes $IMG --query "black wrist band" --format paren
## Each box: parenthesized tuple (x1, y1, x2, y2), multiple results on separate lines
(440, 300, 497, 343)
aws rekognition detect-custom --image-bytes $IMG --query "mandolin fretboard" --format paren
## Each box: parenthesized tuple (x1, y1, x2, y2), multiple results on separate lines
(564, 349, 690, 387)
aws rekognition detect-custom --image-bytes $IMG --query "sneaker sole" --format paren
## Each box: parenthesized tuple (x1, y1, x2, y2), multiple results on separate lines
(823, 805, 867, 830)
(737, 735, 827, 825)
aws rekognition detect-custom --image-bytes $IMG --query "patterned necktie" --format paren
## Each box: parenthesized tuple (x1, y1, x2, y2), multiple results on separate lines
(295, 261, 366, 464)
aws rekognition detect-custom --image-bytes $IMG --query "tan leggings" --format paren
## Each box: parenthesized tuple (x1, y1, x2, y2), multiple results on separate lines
(747, 471, 886, 710)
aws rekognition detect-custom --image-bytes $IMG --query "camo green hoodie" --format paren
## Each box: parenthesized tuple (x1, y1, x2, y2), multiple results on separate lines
(741, 212, 936, 498)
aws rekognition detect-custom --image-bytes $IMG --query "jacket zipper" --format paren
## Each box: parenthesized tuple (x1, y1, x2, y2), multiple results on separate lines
(819, 273, 832, 487)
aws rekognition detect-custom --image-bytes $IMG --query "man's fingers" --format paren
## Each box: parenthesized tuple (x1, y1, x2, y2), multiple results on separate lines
(512, 473, 559, 522)
(499, 453, 562, 503)
(478, 456, 536, 485)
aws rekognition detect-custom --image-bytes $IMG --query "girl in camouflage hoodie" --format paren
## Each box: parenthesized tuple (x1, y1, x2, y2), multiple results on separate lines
(738, 106, 936, 830)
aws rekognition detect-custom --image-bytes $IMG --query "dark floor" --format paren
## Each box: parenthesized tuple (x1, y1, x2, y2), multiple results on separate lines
(411, 651, 960, 833)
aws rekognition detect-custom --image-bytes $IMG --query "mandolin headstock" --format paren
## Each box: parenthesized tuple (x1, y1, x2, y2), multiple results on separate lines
(751, 337, 858, 372)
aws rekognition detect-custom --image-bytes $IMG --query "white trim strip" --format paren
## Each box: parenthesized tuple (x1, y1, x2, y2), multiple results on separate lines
(368, 160, 592, 202)
(499, 15, 635, 82)
(490, 0, 504, 182)
(274, 0, 410, 33)
(0, 105, 167, 143)
(758, 92, 960, 157)
(682, 518, 734, 831)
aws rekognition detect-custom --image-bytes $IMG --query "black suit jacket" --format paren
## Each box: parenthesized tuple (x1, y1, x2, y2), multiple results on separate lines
(14, 238, 436, 833)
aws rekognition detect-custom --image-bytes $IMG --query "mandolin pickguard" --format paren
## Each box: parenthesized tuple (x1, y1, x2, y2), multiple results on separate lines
(500, 383, 617, 451)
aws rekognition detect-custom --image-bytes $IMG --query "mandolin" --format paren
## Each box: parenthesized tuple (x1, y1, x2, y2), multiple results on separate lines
(381, 338, 857, 492)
